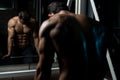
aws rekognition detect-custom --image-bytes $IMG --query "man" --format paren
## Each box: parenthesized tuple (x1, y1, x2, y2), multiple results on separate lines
(2, 11, 39, 64)
(35, 1, 108, 80)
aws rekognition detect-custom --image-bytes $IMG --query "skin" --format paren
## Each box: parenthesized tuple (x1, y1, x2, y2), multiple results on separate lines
(35, 10, 107, 80)
(2, 16, 38, 58)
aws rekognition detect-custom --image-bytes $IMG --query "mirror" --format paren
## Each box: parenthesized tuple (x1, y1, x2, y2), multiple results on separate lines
(0, 0, 40, 79)
(0, 0, 38, 65)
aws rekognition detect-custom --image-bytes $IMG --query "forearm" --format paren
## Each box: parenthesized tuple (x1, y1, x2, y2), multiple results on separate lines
(34, 67, 41, 80)
(34, 55, 44, 80)
(8, 38, 13, 55)
(34, 62, 42, 80)
(34, 37, 39, 53)
(35, 52, 52, 80)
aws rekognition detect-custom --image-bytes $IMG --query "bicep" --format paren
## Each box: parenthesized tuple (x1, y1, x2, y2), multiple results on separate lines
(38, 20, 55, 60)
(8, 26, 15, 39)
(39, 37, 46, 55)
(8, 19, 15, 38)
(38, 34, 55, 63)
(39, 36, 55, 55)
(38, 36, 55, 70)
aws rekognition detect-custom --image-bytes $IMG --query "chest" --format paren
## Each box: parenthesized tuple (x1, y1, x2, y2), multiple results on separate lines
(15, 23, 33, 33)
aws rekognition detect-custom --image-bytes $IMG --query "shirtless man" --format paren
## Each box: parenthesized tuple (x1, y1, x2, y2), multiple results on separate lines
(2, 11, 38, 64)
(35, 1, 108, 80)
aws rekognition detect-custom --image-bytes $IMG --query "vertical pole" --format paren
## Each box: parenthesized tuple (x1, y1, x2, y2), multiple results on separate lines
(38, 0, 42, 24)
(90, 0, 99, 21)
(75, 0, 78, 14)
(78, 0, 81, 14)
(106, 50, 117, 80)
(75, 0, 87, 14)
(75, 0, 81, 14)
(36, 0, 42, 24)
(67, 0, 72, 9)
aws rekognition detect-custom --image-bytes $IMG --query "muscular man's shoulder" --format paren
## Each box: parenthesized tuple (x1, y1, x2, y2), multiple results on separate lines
(40, 20, 50, 32)
(39, 18, 56, 36)
(8, 16, 18, 27)
(11, 16, 19, 21)
(9, 16, 18, 22)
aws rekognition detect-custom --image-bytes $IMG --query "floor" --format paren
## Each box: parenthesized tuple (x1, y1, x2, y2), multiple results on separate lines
(0, 61, 112, 80)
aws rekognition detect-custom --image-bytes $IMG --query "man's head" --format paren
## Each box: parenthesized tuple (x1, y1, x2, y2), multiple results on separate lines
(18, 11, 31, 24)
(47, 1, 69, 17)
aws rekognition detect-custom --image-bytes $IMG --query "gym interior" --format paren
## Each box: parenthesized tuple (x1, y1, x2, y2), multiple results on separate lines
(0, 0, 120, 80)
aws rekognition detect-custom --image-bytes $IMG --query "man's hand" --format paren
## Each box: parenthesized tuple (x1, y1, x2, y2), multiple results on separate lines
(2, 54, 10, 59)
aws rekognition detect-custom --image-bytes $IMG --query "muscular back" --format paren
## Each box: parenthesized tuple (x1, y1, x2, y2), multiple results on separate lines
(47, 11, 96, 59)
(39, 10, 107, 80)
(8, 16, 35, 48)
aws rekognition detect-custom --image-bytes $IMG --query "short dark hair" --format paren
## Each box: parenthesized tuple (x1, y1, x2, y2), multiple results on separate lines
(47, 1, 69, 14)
(18, 11, 31, 21)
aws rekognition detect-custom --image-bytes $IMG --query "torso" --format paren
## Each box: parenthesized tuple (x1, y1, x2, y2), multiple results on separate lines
(49, 11, 92, 57)
(13, 17, 34, 48)
(43, 11, 107, 80)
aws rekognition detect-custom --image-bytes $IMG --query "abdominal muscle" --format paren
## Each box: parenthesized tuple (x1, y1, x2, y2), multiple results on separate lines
(14, 33, 31, 48)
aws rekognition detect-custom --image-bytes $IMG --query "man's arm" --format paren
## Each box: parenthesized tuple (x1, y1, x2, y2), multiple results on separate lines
(34, 36, 47, 80)
(32, 19, 39, 54)
(2, 19, 15, 59)
(34, 21, 55, 80)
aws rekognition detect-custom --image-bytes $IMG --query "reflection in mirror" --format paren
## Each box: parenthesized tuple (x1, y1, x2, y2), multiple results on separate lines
(0, 0, 39, 79)
(0, 0, 39, 66)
